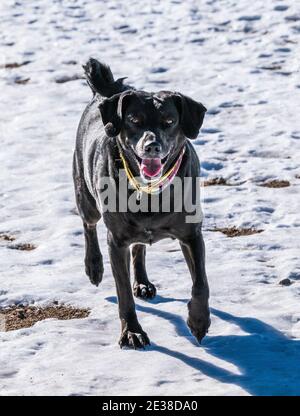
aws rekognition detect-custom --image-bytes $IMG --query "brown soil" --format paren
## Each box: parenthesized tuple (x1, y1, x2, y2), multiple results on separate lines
(0, 233, 16, 242)
(15, 78, 30, 85)
(202, 177, 228, 186)
(0, 61, 31, 69)
(0, 305, 90, 331)
(259, 180, 290, 188)
(201, 177, 246, 187)
(55, 74, 84, 83)
(209, 226, 264, 237)
(8, 243, 37, 251)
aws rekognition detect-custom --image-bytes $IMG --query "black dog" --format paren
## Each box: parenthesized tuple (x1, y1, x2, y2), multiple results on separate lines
(73, 58, 210, 348)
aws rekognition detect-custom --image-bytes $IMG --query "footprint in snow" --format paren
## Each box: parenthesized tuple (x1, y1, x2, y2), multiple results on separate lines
(114, 24, 137, 34)
(219, 101, 243, 108)
(206, 107, 221, 115)
(274, 48, 291, 53)
(274, 5, 289, 12)
(189, 38, 206, 44)
(238, 15, 261, 22)
(285, 14, 300, 22)
(194, 138, 208, 145)
(201, 128, 221, 134)
(201, 161, 223, 171)
(243, 24, 257, 34)
(38, 259, 54, 266)
(149, 67, 168, 74)
(253, 206, 275, 214)
(291, 132, 300, 140)
(258, 53, 273, 58)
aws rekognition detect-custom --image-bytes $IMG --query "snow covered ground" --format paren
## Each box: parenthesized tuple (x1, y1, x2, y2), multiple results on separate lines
(1, 0, 300, 396)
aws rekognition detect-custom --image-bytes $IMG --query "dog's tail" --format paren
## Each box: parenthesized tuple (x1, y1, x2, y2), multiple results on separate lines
(83, 58, 128, 97)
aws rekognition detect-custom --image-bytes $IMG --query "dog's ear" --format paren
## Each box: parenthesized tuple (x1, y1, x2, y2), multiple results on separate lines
(98, 90, 133, 137)
(173, 93, 207, 140)
(98, 94, 121, 137)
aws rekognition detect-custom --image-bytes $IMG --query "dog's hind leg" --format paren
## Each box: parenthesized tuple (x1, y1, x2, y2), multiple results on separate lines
(132, 244, 156, 300)
(73, 153, 103, 286)
(83, 222, 103, 287)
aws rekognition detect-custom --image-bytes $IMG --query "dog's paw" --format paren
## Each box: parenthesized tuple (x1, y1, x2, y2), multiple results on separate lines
(119, 328, 150, 350)
(187, 314, 211, 344)
(85, 256, 103, 287)
(133, 283, 157, 300)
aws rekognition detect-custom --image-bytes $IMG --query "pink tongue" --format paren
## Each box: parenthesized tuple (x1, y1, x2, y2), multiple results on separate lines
(141, 158, 162, 178)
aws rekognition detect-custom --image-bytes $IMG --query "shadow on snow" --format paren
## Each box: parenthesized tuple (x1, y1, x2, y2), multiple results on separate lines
(106, 296, 300, 396)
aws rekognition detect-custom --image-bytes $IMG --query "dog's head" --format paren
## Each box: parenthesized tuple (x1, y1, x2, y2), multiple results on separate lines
(99, 90, 206, 180)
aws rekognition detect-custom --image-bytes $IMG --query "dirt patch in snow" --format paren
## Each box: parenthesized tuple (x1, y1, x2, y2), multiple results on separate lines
(14, 77, 30, 85)
(8, 243, 37, 251)
(55, 74, 84, 83)
(202, 177, 246, 186)
(209, 226, 264, 237)
(0, 233, 16, 242)
(202, 177, 228, 186)
(259, 180, 290, 188)
(0, 60, 31, 69)
(0, 234, 36, 251)
(0, 305, 90, 331)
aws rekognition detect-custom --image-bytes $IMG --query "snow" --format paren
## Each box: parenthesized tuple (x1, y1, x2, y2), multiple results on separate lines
(0, 0, 300, 396)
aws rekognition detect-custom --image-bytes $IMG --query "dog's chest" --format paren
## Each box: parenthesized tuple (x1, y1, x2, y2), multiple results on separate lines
(104, 212, 177, 245)
(140, 228, 156, 245)
(134, 226, 173, 245)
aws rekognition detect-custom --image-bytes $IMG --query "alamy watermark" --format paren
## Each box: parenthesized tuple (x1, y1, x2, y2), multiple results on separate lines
(95, 169, 203, 223)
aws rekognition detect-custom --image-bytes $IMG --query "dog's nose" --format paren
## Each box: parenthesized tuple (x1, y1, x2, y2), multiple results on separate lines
(144, 139, 162, 157)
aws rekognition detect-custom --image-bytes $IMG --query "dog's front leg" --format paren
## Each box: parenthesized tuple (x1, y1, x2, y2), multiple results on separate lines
(180, 229, 211, 343)
(107, 232, 150, 349)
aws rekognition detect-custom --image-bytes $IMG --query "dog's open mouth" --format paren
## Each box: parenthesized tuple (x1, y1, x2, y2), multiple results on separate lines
(141, 158, 163, 179)
(140, 155, 170, 181)
(129, 151, 168, 181)
(124, 146, 170, 182)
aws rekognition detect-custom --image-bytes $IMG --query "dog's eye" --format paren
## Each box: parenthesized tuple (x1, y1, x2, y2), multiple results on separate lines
(163, 119, 174, 127)
(128, 115, 141, 125)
